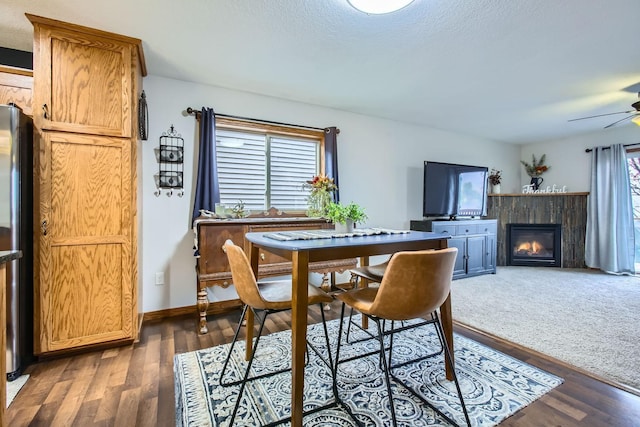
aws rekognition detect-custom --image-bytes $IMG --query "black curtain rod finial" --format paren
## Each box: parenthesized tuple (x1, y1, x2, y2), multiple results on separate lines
(186, 107, 201, 117)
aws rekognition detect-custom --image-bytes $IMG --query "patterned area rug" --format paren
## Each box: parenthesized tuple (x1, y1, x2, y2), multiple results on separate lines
(174, 317, 562, 426)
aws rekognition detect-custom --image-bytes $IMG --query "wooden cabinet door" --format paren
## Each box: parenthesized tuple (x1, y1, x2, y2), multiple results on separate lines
(484, 233, 497, 272)
(35, 131, 134, 353)
(466, 235, 486, 275)
(448, 237, 467, 279)
(31, 22, 133, 137)
(0, 67, 33, 116)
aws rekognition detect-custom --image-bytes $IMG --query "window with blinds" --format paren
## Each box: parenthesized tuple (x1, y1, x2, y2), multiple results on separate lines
(216, 125, 322, 212)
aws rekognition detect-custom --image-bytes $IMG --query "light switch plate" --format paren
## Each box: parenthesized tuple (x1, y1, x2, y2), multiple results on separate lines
(155, 272, 165, 285)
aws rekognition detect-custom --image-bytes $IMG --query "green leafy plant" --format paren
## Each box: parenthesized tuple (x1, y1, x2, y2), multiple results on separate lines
(231, 199, 248, 218)
(325, 202, 368, 225)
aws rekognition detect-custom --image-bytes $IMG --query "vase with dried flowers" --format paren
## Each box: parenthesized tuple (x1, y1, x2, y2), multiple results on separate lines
(521, 154, 550, 191)
(304, 174, 337, 217)
(488, 169, 502, 194)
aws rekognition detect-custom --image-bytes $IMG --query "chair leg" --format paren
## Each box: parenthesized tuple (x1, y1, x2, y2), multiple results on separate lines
(219, 304, 248, 386)
(386, 320, 396, 369)
(229, 307, 269, 425)
(306, 304, 335, 371)
(346, 306, 355, 342)
(319, 304, 334, 370)
(433, 312, 471, 427)
(372, 317, 399, 427)
(332, 302, 347, 398)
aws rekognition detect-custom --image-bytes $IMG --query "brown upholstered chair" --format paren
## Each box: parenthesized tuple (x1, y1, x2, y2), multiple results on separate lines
(347, 258, 434, 345)
(345, 259, 388, 342)
(350, 258, 388, 285)
(220, 239, 335, 425)
(333, 247, 471, 427)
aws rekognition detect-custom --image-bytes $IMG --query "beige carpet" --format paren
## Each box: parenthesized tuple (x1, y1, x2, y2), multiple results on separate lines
(450, 266, 640, 393)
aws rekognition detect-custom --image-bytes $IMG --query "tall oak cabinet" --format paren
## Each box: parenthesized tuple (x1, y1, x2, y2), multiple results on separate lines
(27, 14, 146, 354)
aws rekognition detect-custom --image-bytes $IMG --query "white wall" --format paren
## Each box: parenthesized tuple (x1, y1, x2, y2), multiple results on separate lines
(140, 75, 521, 313)
(520, 125, 639, 192)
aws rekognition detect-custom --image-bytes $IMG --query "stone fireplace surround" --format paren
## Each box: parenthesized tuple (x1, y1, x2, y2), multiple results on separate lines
(487, 192, 588, 268)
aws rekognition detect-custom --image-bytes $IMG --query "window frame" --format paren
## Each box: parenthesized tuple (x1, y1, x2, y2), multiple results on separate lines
(215, 117, 327, 215)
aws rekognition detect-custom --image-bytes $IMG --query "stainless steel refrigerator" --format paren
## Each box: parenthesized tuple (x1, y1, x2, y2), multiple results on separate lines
(0, 104, 33, 381)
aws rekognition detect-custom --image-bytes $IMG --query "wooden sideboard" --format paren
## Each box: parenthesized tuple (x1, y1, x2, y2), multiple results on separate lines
(194, 214, 357, 334)
(410, 219, 497, 279)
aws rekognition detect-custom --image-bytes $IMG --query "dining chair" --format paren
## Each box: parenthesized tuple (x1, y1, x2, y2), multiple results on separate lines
(219, 239, 335, 425)
(333, 247, 471, 427)
(347, 258, 438, 351)
(344, 259, 387, 342)
(350, 258, 388, 285)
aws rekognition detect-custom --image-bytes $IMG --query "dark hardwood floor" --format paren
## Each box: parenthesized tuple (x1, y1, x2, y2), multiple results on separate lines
(7, 301, 640, 426)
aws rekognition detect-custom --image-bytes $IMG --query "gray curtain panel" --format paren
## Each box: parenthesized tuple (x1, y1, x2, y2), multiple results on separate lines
(585, 143, 635, 274)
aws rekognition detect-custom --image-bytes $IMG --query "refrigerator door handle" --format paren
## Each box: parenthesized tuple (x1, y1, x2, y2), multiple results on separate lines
(41, 220, 47, 236)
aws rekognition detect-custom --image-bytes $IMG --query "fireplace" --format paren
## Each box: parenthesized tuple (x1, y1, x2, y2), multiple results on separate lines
(507, 224, 561, 267)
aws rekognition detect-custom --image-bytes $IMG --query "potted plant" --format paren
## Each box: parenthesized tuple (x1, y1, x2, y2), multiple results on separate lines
(489, 169, 502, 194)
(325, 202, 368, 232)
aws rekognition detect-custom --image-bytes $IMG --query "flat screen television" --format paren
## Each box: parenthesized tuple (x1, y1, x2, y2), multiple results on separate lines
(423, 161, 488, 219)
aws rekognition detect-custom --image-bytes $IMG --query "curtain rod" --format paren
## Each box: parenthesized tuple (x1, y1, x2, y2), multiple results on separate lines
(585, 142, 640, 153)
(185, 107, 335, 133)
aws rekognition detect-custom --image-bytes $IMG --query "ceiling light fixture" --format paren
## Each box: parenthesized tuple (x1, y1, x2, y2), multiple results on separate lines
(347, 0, 415, 14)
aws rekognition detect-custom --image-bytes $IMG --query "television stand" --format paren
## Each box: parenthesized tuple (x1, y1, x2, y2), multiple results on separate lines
(410, 218, 497, 279)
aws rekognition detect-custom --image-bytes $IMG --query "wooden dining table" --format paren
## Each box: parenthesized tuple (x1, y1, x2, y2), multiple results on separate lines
(244, 230, 452, 427)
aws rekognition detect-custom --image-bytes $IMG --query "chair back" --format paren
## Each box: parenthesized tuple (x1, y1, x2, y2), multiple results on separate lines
(369, 247, 458, 320)
(223, 240, 269, 310)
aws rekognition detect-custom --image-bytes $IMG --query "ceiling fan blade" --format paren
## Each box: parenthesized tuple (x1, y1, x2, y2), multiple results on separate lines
(603, 114, 635, 129)
(568, 110, 635, 122)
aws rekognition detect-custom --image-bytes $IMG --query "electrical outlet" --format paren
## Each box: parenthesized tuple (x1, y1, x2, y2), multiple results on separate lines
(155, 272, 165, 285)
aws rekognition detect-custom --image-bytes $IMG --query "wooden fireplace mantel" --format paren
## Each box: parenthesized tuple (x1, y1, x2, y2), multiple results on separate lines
(489, 192, 589, 197)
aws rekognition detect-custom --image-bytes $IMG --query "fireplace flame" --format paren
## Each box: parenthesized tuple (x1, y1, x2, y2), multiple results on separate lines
(515, 240, 545, 255)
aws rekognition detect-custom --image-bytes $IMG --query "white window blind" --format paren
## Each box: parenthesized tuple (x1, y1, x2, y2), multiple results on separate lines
(216, 129, 319, 211)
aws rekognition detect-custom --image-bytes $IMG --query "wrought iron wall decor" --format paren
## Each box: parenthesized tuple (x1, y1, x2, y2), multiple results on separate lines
(138, 90, 148, 141)
(155, 125, 184, 197)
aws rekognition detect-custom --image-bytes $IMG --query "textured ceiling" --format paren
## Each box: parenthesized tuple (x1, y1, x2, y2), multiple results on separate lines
(1, 0, 639, 144)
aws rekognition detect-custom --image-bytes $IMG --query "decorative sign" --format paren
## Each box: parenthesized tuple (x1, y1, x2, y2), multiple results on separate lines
(522, 184, 568, 194)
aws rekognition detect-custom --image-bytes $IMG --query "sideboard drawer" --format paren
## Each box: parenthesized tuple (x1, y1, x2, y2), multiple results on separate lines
(198, 225, 244, 275)
(478, 222, 497, 234)
(455, 224, 479, 235)
(431, 223, 454, 235)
